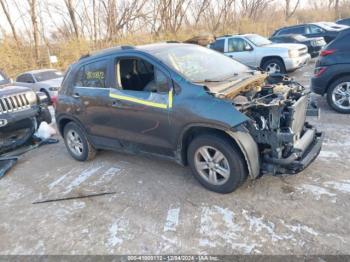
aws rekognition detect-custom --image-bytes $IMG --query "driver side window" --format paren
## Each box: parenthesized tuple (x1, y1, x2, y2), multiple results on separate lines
(115, 58, 170, 93)
(227, 38, 251, 52)
(307, 25, 325, 34)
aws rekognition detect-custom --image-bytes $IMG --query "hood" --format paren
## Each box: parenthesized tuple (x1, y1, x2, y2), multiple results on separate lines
(0, 85, 33, 96)
(39, 77, 63, 87)
(264, 43, 306, 50)
(202, 72, 268, 99)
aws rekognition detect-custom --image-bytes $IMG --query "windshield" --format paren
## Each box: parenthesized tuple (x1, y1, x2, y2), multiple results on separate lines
(150, 45, 250, 83)
(34, 70, 63, 82)
(245, 35, 272, 46)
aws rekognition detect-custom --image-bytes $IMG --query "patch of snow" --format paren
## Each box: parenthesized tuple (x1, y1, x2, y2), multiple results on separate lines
(324, 181, 350, 194)
(107, 219, 130, 249)
(63, 165, 102, 194)
(34, 122, 56, 140)
(164, 207, 180, 232)
(298, 184, 337, 201)
(280, 221, 318, 236)
(318, 151, 339, 159)
(242, 210, 293, 242)
(199, 206, 256, 254)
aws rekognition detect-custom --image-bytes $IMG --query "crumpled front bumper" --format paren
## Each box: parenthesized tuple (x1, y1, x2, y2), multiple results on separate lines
(264, 124, 324, 174)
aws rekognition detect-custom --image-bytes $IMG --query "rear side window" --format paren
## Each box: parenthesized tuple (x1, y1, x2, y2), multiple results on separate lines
(74, 60, 108, 88)
(210, 39, 225, 53)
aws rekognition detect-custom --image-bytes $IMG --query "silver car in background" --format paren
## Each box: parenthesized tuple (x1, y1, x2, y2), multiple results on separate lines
(209, 34, 311, 74)
(15, 69, 63, 102)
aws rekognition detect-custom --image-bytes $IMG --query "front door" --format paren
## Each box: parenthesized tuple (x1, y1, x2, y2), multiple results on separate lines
(108, 54, 174, 155)
(225, 37, 256, 67)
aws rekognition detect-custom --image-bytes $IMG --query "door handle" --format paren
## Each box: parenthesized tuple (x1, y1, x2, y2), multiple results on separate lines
(73, 93, 80, 98)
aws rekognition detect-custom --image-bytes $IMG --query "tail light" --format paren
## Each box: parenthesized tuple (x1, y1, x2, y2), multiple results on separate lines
(314, 67, 327, 77)
(320, 49, 336, 56)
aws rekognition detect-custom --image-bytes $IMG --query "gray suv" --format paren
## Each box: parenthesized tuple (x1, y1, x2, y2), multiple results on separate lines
(56, 43, 323, 193)
(209, 34, 310, 74)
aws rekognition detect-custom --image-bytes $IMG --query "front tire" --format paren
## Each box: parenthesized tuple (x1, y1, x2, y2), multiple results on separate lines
(187, 134, 247, 194)
(327, 76, 350, 114)
(63, 122, 96, 161)
(262, 59, 286, 74)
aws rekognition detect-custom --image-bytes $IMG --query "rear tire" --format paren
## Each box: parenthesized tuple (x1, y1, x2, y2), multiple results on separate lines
(262, 58, 286, 74)
(327, 76, 350, 114)
(187, 134, 247, 194)
(63, 122, 96, 161)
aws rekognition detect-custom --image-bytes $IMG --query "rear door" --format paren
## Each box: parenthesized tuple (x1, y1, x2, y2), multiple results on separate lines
(71, 58, 118, 144)
(225, 37, 256, 67)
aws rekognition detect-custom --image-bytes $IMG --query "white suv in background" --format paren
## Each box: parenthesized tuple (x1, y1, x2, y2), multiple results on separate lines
(209, 34, 311, 74)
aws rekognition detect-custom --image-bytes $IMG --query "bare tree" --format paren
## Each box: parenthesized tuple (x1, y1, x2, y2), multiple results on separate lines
(64, 0, 80, 38)
(285, 0, 300, 21)
(28, 0, 40, 61)
(0, 0, 20, 45)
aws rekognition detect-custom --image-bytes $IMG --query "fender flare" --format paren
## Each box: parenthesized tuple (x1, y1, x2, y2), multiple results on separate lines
(226, 129, 260, 179)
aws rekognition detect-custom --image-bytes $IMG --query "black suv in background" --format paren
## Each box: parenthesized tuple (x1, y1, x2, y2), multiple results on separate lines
(311, 29, 350, 113)
(56, 43, 323, 193)
(272, 22, 347, 43)
(337, 18, 350, 26)
(270, 34, 326, 58)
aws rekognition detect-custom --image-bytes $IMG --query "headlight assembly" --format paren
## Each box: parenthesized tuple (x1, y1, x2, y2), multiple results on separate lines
(289, 49, 299, 58)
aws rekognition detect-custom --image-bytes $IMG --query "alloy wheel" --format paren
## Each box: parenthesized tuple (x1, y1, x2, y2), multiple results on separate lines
(194, 146, 230, 186)
(66, 130, 84, 156)
(266, 63, 281, 74)
(331, 82, 350, 110)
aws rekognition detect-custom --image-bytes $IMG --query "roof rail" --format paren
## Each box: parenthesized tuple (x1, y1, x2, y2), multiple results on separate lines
(121, 45, 135, 50)
(166, 41, 180, 43)
(79, 53, 90, 60)
(217, 34, 233, 38)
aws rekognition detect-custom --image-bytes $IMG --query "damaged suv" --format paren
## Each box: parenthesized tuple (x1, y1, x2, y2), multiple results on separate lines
(0, 70, 51, 154)
(56, 43, 323, 193)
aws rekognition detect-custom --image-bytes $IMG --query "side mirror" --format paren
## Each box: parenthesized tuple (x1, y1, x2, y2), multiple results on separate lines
(155, 69, 170, 93)
(245, 45, 253, 51)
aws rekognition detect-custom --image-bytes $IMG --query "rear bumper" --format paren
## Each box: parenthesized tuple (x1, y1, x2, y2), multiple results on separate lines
(285, 53, 311, 71)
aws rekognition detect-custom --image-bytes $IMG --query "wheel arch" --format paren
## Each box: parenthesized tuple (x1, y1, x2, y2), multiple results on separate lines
(178, 125, 260, 179)
(326, 73, 350, 94)
(57, 115, 88, 138)
(260, 56, 285, 69)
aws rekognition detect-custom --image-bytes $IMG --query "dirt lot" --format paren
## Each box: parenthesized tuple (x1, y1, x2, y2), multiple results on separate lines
(0, 60, 350, 255)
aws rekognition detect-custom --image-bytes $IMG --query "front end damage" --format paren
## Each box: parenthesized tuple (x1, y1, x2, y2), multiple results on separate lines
(213, 73, 323, 176)
(0, 87, 51, 155)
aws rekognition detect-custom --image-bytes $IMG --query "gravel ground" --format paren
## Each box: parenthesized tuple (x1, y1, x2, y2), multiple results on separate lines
(0, 59, 349, 255)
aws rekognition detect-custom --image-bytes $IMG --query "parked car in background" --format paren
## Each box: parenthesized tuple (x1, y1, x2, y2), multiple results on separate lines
(0, 71, 51, 154)
(270, 34, 326, 58)
(209, 34, 310, 74)
(272, 22, 348, 43)
(311, 29, 350, 113)
(15, 69, 63, 103)
(56, 43, 323, 193)
(336, 18, 350, 26)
